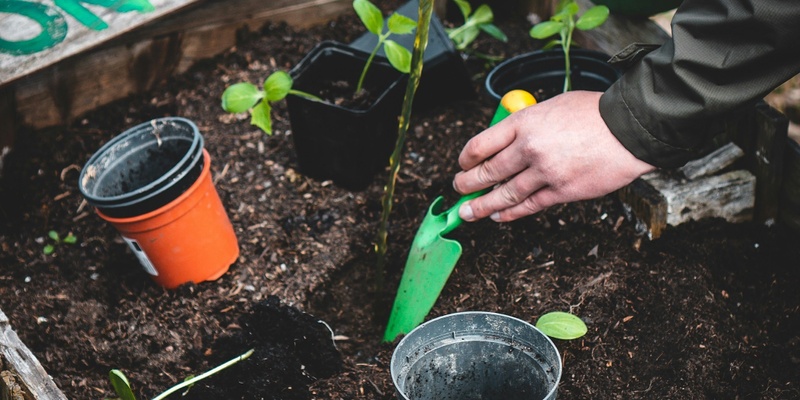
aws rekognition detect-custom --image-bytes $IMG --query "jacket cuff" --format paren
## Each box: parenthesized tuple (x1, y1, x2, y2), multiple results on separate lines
(599, 81, 696, 169)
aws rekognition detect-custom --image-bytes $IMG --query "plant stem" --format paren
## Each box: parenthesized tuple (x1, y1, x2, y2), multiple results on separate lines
(356, 34, 387, 93)
(152, 348, 254, 400)
(289, 89, 322, 102)
(375, 0, 433, 291)
(562, 17, 575, 93)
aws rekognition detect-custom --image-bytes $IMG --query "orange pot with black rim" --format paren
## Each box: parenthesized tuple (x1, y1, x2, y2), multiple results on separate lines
(79, 118, 238, 288)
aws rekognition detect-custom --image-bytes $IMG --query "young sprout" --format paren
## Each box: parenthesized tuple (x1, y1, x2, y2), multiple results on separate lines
(446, 0, 507, 51)
(529, 0, 609, 92)
(352, 0, 416, 93)
(43, 230, 77, 255)
(535, 311, 588, 340)
(221, 70, 320, 135)
(109, 348, 254, 400)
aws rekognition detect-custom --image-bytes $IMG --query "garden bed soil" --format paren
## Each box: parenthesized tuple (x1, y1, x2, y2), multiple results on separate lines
(1, 4, 799, 399)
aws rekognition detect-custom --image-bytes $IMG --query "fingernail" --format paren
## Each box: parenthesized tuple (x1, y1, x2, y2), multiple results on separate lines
(460, 204, 474, 221)
(490, 212, 501, 221)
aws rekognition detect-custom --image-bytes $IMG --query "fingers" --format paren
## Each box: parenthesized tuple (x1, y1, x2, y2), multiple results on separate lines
(452, 141, 529, 194)
(458, 169, 548, 221)
(458, 118, 517, 171)
(489, 188, 561, 222)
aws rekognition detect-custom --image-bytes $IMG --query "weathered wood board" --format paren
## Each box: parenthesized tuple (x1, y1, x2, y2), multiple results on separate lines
(619, 160, 756, 240)
(620, 102, 790, 239)
(0, 0, 198, 85)
(0, 309, 68, 400)
(0, 0, 352, 156)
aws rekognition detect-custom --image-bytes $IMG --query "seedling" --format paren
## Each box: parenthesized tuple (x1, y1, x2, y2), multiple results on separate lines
(353, 0, 416, 93)
(221, 70, 320, 135)
(221, 0, 414, 135)
(445, 0, 507, 51)
(42, 230, 77, 255)
(535, 311, 588, 340)
(108, 348, 253, 400)
(529, 0, 609, 92)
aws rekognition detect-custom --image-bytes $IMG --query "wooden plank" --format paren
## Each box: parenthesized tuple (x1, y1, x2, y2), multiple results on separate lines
(618, 177, 667, 240)
(779, 138, 800, 231)
(2, 0, 350, 134)
(0, 0, 198, 86)
(573, 0, 670, 56)
(679, 142, 744, 180)
(751, 103, 788, 222)
(646, 169, 755, 227)
(0, 310, 68, 400)
(619, 138, 757, 240)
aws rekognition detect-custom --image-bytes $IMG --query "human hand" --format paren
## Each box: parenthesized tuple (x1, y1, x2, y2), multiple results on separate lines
(453, 90, 656, 222)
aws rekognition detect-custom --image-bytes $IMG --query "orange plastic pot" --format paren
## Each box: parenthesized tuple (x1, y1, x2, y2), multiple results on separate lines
(97, 149, 239, 288)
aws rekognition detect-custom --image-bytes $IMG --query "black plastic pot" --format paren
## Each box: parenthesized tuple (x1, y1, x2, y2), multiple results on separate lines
(286, 41, 406, 191)
(485, 49, 622, 103)
(78, 117, 205, 218)
(348, 0, 473, 110)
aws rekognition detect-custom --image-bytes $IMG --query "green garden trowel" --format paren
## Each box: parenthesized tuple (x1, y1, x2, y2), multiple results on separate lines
(383, 90, 537, 342)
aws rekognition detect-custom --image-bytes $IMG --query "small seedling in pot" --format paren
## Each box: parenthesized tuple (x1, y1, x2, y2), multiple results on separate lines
(108, 348, 253, 400)
(445, 0, 507, 51)
(535, 311, 588, 340)
(42, 230, 77, 255)
(529, 0, 609, 92)
(221, 0, 414, 135)
(221, 70, 321, 135)
(352, 0, 416, 93)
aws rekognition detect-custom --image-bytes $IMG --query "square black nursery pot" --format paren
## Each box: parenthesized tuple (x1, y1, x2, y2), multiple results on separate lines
(348, 0, 473, 111)
(287, 41, 406, 191)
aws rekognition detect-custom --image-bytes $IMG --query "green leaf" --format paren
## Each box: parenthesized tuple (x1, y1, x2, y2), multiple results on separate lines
(109, 370, 137, 400)
(453, 0, 471, 20)
(353, 0, 383, 35)
(263, 71, 293, 102)
(576, 5, 609, 30)
(529, 20, 563, 39)
(470, 4, 493, 25)
(536, 311, 588, 340)
(453, 27, 480, 50)
(387, 13, 416, 35)
(62, 233, 77, 244)
(221, 82, 262, 113)
(560, 1, 580, 16)
(479, 23, 507, 42)
(43, 244, 54, 255)
(250, 100, 273, 135)
(48, 230, 59, 241)
(383, 40, 412, 73)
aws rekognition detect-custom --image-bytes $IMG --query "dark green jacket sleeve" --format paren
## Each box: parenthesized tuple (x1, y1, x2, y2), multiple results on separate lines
(599, 0, 800, 168)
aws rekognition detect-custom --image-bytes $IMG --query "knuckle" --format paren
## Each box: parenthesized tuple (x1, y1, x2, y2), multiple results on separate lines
(522, 196, 545, 214)
(476, 162, 499, 186)
(497, 184, 522, 205)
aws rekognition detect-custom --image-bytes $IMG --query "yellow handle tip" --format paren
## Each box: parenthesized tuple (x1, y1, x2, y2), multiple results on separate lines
(500, 89, 537, 114)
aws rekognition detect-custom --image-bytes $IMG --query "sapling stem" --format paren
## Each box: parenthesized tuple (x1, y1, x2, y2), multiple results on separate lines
(151, 348, 254, 400)
(376, 0, 433, 291)
(356, 36, 385, 93)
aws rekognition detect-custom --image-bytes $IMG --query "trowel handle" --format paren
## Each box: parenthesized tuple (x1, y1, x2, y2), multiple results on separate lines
(442, 90, 538, 236)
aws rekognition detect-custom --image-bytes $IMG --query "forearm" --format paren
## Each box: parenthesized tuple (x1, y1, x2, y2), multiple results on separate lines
(600, 0, 800, 168)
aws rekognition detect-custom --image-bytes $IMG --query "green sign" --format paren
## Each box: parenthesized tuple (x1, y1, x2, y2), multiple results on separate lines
(0, 0, 155, 55)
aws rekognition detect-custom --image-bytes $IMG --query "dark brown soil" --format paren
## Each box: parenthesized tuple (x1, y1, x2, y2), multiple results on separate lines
(1, 3, 799, 400)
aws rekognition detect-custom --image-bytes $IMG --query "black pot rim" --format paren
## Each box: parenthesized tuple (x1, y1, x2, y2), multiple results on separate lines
(485, 48, 620, 102)
(78, 117, 203, 206)
(289, 40, 406, 115)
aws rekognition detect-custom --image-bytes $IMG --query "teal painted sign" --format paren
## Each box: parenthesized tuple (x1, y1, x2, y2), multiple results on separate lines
(0, 0, 155, 55)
